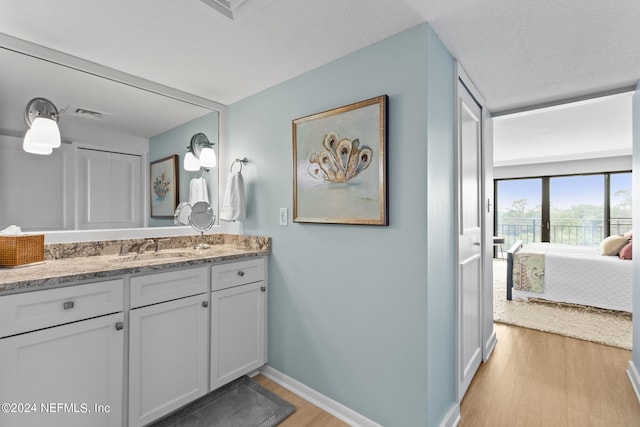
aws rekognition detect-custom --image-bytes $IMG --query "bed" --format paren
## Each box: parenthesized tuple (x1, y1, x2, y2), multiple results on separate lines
(506, 240, 632, 313)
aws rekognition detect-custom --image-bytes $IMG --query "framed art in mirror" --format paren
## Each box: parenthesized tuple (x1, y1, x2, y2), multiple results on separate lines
(150, 155, 179, 218)
(292, 95, 388, 225)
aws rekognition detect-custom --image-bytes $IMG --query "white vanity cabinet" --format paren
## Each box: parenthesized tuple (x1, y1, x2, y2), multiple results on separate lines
(0, 280, 125, 427)
(210, 258, 267, 390)
(0, 253, 268, 427)
(128, 267, 209, 427)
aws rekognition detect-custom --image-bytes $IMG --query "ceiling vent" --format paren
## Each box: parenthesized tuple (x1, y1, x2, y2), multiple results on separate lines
(200, 0, 247, 20)
(62, 106, 109, 120)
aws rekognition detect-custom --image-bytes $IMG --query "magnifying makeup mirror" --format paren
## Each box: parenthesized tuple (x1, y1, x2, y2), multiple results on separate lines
(189, 201, 215, 249)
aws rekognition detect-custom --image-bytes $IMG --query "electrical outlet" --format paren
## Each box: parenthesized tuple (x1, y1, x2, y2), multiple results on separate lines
(279, 208, 288, 226)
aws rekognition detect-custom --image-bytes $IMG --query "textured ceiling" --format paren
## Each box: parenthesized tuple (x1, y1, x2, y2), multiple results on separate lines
(412, 0, 640, 112)
(2, 0, 639, 111)
(0, 0, 424, 105)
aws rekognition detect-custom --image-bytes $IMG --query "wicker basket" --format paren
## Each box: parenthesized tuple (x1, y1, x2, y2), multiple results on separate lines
(0, 234, 45, 267)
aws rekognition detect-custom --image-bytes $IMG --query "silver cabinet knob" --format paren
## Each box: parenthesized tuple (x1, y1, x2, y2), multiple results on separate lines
(237, 271, 245, 277)
(63, 301, 74, 310)
(115, 322, 124, 331)
(473, 242, 481, 246)
(260, 286, 266, 292)
(202, 301, 209, 308)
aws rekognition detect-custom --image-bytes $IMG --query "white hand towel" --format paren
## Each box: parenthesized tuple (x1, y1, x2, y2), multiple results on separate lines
(220, 172, 246, 222)
(189, 177, 209, 205)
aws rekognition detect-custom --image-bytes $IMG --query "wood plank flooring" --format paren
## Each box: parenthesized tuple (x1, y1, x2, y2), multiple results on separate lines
(460, 323, 640, 427)
(253, 374, 349, 427)
(257, 323, 640, 426)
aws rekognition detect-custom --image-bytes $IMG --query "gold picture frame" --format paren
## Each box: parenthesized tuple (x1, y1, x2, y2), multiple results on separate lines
(292, 95, 388, 225)
(150, 155, 179, 218)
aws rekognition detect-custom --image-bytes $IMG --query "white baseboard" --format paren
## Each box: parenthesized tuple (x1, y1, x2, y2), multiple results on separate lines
(259, 365, 383, 427)
(484, 330, 497, 362)
(627, 361, 640, 403)
(440, 403, 461, 427)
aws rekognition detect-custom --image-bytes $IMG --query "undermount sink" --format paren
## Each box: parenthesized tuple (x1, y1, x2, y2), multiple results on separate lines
(110, 251, 192, 263)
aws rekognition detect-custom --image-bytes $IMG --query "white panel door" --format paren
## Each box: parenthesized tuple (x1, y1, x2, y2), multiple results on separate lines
(0, 136, 73, 230)
(0, 313, 124, 427)
(77, 148, 141, 229)
(129, 294, 209, 427)
(457, 79, 483, 401)
(110, 152, 140, 224)
(211, 281, 266, 390)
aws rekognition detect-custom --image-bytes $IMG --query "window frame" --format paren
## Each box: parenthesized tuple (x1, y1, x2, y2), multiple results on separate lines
(494, 170, 631, 245)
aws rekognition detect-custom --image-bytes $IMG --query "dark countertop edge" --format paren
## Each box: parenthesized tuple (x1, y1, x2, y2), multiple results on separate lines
(0, 249, 270, 296)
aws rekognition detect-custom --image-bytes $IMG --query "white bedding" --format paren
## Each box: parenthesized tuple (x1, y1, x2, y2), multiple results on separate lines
(512, 243, 632, 312)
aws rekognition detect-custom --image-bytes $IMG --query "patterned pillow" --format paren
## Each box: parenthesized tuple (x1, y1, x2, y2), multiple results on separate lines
(619, 241, 633, 260)
(599, 235, 629, 256)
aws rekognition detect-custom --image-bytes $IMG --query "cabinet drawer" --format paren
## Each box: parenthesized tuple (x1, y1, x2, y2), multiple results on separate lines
(211, 258, 265, 291)
(0, 279, 124, 338)
(130, 267, 208, 308)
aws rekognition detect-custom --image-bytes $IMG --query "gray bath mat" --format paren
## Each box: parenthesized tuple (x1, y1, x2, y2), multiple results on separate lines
(150, 376, 295, 427)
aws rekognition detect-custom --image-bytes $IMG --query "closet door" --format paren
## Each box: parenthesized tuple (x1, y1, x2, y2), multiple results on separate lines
(77, 148, 141, 229)
(0, 136, 73, 230)
(457, 76, 483, 401)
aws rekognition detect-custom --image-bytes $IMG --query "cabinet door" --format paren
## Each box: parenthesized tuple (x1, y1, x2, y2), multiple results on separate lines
(129, 294, 209, 427)
(0, 139, 73, 230)
(211, 281, 266, 390)
(0, 312, 124, 427)
(77, 148, 142, 229)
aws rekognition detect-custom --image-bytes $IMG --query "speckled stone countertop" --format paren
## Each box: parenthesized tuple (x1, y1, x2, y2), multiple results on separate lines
(0, 234, 270, 295)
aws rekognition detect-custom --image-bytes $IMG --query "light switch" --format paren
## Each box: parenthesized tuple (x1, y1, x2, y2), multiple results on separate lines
(279, 208, 288, 226)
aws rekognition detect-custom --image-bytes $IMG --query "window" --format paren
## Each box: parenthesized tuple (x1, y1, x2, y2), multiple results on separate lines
(495, 178, 542, 249)
(549, 175, 603, 246)
(495, 171, 631, 248)
(610, 172, 632, 235)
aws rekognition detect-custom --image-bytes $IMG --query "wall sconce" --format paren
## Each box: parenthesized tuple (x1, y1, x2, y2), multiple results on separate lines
(184, 133, 217, 171)
(23, 97, 61, 155)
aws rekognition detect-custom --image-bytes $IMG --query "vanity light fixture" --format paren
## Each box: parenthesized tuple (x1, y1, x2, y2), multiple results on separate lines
(23, 97, 61, 155)
(183, 151, 201, 171)
(184, 133, 217, 171)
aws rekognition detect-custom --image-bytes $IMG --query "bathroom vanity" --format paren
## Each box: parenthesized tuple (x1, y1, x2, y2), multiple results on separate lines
(0, 234, 269, 427)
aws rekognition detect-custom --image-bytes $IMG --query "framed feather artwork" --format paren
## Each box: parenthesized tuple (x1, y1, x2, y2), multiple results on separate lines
(150, 155, 179, 218)
(292, 95, 388, 225)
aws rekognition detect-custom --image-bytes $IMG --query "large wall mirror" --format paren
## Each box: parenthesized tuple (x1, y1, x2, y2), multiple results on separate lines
(0, 34, 225, 239)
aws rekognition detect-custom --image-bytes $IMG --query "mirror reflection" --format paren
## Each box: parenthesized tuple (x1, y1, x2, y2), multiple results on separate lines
(0, 44, 220, 232)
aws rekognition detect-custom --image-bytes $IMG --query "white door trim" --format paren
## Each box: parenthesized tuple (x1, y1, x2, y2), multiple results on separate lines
(455, 62, 495, 403)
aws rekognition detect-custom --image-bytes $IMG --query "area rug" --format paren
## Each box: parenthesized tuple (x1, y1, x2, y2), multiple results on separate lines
(493, 259, 632, 350)
(150, 376, 295, 427)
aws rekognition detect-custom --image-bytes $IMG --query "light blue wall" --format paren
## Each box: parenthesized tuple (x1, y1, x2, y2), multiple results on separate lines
(228, 23, 456, 426)
(149, 111, 219, 226)
(426, 25, 457, 426)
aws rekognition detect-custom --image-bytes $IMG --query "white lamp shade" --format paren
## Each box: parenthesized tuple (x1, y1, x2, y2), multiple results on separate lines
(199, 147, 217, 168)
(184, 151, 201, 171)
(28, 117, 61, 148)
(23, 129, 53, 154)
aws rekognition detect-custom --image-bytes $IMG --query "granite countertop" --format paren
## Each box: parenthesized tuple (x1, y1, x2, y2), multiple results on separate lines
(0, 234, 270, 295)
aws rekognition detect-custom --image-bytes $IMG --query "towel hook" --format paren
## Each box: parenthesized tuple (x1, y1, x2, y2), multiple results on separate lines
(230, 157, 248, 173)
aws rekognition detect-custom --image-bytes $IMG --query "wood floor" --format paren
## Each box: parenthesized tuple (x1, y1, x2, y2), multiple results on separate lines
(257, 323, 640, 427)
(253, 374, 349, 427)
(460, 323, 640, 427)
